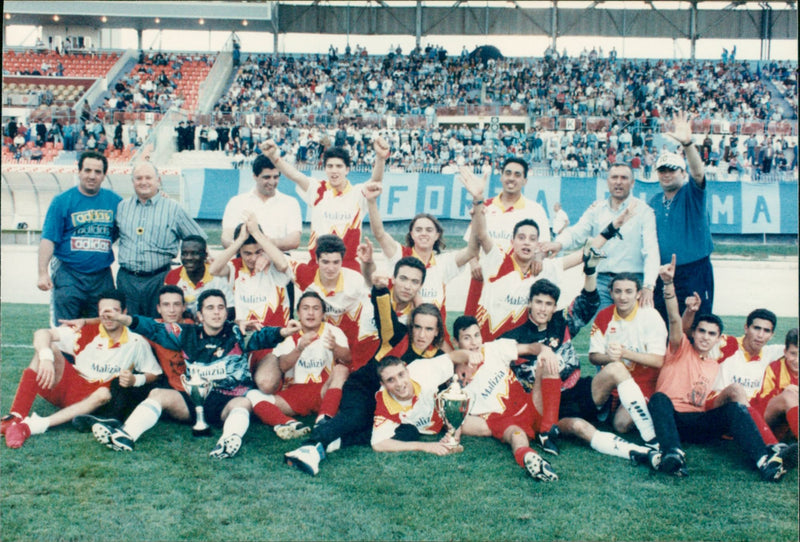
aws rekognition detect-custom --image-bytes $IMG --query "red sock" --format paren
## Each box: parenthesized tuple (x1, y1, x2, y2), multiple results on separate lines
(748, 405, 777, 445)
(514, 446, 534, 468)
(539, 377, 562, 432)
(253, 401, 292, 426)
(787, 406, 799, 439)
(10, 369, 41, 418)
(463, 277, 483, 316)
(318, 388, 343, 418)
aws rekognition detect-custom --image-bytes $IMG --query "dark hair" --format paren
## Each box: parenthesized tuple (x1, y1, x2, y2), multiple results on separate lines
(394, 256, 427, 283)
(609, 272, 641, 292)
(252, 154, 277, 176)
(501, 157, 528, 178)
(453, 315, 479, 342)
(691, 313, 724, 335)
(409, 303, 445, 351)
(405, 214, 445, 254)
(746, 308, 777, 330)
(315, 234, 347, 259)
(197, 289, 227, 311)
(98, 289, 126, 312)
(182, 235, 207, 252)
(158, 284, 185, 302)
(78, 150, 108, 175)
(233, 223, 262, 252)
(608, 162, 634, 179)
(529, 279, 560, 304)
(785, 328, 798, 349)
(376, 356, 406, 380)
(297, 290, 328, 314)
(323, 146, 351, 168)
(513, 218, 540, 238)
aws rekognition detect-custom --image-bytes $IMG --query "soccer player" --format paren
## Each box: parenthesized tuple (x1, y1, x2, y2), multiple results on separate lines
(209, 215, 292, 394)
(261, 136, 390, 269)
(284, 304, 447, 475)
(37, 150, 121, 325)
(646, 255, 796, 481)
(2, 290, 162, 448)
(164, 235, 233, 318)
(752, 328, 799, 440)
(451, 316, 559, 481)
(371, 356, 459, 456)
(89, 289, 300, 459)
(247, 292, 351, 439)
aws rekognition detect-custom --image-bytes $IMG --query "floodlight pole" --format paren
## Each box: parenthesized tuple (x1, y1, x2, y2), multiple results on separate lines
(690, 1, 697, 60)
(551, 1, 558, 52)
(416, 1, 422, 50)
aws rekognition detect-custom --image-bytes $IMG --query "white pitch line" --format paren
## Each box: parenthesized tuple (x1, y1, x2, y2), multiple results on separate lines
(1, 344, 34, 349)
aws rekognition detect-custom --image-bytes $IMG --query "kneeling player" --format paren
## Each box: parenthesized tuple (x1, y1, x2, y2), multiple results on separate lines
(248, 292, 351, 439)
(451, 316, 559, 482)
(89, 289, 299, 459)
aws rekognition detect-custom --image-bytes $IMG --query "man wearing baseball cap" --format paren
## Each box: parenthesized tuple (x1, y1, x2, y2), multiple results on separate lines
(648, 111, 713, 323)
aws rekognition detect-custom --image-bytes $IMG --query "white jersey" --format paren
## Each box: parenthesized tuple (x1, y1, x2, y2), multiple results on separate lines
(54, 323, 161, 383)
(371, 355, 453, 445)
(386, 243, 463, 310)
(298, 179, 368, 258)
(273, 323, 348, 385)
(462, 339, 520, 416)
(589, 304, 667, 364)
(464, 195, 551, 249)
(712, 338, 784, 399)
(229, 258, 291, 327)
(221, 190, 302, 242)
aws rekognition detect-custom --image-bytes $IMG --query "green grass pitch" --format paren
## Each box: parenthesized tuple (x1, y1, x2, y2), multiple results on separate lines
(1, 303, 797, 541)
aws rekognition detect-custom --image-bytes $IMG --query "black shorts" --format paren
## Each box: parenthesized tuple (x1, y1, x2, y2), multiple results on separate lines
(179, 388, 248, 427)
(558, 377, 602, 422)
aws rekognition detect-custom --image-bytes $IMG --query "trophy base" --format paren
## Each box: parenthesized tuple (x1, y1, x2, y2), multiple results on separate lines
(192, 427, 212, 437)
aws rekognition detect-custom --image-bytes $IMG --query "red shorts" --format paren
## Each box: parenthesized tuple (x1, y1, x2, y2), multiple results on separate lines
(278, 381, 325, 417)
(484, 385, 543, 441)
(248, 348, 273, 372)
(39, 362, 110, 408)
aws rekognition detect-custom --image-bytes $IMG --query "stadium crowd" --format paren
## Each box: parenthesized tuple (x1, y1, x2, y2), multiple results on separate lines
(2, 111, 797, 483)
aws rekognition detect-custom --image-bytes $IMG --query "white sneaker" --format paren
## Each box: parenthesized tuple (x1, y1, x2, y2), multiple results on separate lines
(523, 451, 558, 482)
(209, 434, 242, 459)
(284, 443, 325, 476)
(274, 420, 311, 440)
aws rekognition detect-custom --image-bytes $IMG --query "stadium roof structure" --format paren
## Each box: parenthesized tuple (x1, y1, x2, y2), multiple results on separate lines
(3, 1, 797, 58)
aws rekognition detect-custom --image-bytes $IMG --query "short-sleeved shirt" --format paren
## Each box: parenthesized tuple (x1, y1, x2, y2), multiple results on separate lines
(752, 357, 798, 413)
(299, 179, 368, 262)
(711, 335, 783, 399)
(463, 195, 551, 249)
(462, 339, 522, 416)
(386, 244, 462, 313)
(164, 264, 233, 316)
(648, 178, 713, 266)
(54, 322, 161, 383)
(655, 335, 719, 413)
(229, 258, 291, 328)
(477, 245, 563, 341)
(273, 322, 348, 386)
(371, 354, 453, 445)
(41, 187, 121, 273)
(589, 304, 666, 395)
(221, 190, 301, 242)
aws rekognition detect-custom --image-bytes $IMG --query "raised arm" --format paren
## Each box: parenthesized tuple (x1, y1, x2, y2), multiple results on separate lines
(560, 200, 638, 270)
(368, 136, 390, 184)
(666, 110, 705, 187)
(358, 237, 377, 287)
(260, 140, 313, 192)
(208, 223, 248, 277)
(245, 211, 289, 273)
(660, 254, 683, 351)
(363, 181, 398, 260)
(456, 166, 488, 265)
(681, 291, 702, 336)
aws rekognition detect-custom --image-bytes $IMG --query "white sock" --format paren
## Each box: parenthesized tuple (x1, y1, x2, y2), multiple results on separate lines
(223, 407, 250, 438)
(26, 413, 49, 435)
(617, 378, 656, 442)
(326, 438, 341, 454)
(590, 430, 649, 460)
(245, 389, 275, 406)
(123, 398, 162, 441)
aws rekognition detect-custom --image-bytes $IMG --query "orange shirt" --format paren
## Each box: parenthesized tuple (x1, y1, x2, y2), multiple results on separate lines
(655, 335, 720, 413)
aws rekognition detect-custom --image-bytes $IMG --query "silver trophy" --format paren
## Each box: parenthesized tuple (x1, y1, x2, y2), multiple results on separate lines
(180, 373, 212, 437)
(436, 377, 471, 449)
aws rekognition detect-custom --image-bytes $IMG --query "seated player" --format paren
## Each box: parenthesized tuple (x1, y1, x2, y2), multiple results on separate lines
(261, 137, 389, 269)
(164, 235, 233, 318)
(209, 214, 292, 394)
(284, 303, 447, 475)
(363, 167, 485, 347)
(247, 292, 351, 439)
(289, 234, 379, 370)
(2, 290, 162, 448)
(451, 316, 559, 482)
(89, 289, 299, 459)
(646, 255, 797, 481)
(751, 328, 798, 441)
(371, 356, 460, 456)
(470, 170, 639, 341)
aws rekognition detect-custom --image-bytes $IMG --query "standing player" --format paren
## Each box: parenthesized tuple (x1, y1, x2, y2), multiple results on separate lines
(261, 137, 390, 269)
(646, 256, 796, 481)
(451, 316, 559, 481)
(2, 290, 162, 448)
(164, 235, 233, 318)
(89, 289, 300, 459)
(37, 150, 121, 325)
(752, 328, 799, 440)
(247, 292, 351, 439)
